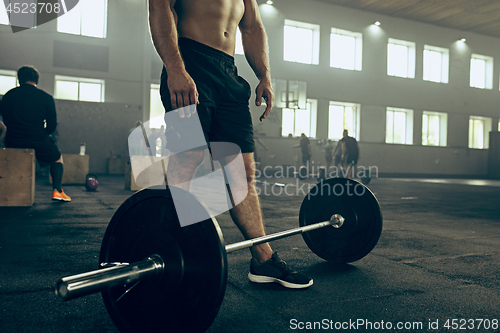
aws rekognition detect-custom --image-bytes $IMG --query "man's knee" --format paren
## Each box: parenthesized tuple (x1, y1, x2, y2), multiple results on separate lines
(174, 149, 204, 167)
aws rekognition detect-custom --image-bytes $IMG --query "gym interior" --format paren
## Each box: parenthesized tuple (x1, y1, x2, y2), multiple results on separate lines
(1, 0, 500, 332)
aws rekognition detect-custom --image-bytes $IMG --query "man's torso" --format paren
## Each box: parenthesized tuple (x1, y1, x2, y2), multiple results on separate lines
(174, 0, 245, 56)
(341, 136, 358, 155)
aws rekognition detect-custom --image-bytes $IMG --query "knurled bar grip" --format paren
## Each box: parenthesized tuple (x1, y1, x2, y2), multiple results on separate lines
(56, 255, 164, 301)
(55, 216, 343, 301)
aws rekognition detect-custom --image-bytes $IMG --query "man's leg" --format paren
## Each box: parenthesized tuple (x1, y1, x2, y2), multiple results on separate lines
(224, 152, 273, 264)
(166, 150, 205, 190)
(50, 156, 64, 192)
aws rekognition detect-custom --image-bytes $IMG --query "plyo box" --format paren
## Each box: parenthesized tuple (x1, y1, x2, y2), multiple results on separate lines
(0, 148, 35, 206)
(125, 155, 168, 191)
(50, 154, 89, 184)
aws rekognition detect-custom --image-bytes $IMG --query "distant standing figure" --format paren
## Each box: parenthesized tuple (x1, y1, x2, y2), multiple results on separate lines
(298, 133, 312, 168)
(339, 129, 359, 178)
(0, 66, 71, 202)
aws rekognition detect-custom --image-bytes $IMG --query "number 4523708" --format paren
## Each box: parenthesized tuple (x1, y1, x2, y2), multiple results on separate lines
(5, 2, 63, 14)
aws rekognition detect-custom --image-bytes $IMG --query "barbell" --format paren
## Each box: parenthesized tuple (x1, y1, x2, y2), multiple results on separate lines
(55, 177, 383, 333)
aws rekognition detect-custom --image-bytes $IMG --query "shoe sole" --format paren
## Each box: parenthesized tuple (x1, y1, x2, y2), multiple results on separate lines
(248, 273, 313, 289)
(52, 197, 71, 202)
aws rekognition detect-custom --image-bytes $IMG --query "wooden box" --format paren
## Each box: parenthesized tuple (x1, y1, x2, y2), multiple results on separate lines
(50, 154, 89, 184)
(0, 148, 35, 206)
(125, 155, 168, 191)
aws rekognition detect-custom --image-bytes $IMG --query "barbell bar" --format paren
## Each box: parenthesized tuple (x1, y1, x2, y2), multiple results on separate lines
(56, 214, 345, 301)
(55, 177, 383, 333)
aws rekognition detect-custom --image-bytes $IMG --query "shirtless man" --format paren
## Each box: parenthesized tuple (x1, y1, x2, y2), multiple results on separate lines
(149, 0, 312, 288)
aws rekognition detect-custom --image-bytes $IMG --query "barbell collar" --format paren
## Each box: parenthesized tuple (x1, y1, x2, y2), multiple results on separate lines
(55, 254, 164, 301)
(225, 214, 344, 253)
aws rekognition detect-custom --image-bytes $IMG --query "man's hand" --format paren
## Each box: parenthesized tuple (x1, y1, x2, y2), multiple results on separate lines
(256, 79, 274, 121)
(167, 69, 199, 118)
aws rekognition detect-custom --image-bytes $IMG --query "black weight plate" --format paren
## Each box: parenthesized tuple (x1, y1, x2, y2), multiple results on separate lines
(99, 185, 227, 333)
(299, 178, 382, 263)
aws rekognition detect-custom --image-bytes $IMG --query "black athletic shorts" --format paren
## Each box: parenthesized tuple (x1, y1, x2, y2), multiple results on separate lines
(160, 38, 254, 155)
(6, 135, 61, 166)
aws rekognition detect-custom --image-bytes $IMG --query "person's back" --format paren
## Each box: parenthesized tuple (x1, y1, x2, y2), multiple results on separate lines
(0, 66, 70, 202)
(342, 135, 358, 155)
(1, 84, 56, 144)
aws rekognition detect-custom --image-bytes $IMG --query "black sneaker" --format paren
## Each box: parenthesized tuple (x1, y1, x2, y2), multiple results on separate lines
(248, 252, 313, 289)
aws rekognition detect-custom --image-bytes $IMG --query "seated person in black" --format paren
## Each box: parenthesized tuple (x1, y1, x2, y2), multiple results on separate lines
(0, 66, 71, 201)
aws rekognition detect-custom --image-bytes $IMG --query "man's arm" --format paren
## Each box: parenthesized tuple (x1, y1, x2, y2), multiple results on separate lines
(239, 0, 274, 121)
(148, 0, 197, 116)
(44, 96, 57, 135)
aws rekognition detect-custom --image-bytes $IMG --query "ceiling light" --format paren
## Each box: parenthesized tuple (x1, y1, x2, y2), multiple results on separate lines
(460, 38, 466, 42)
(374, 21, 381, 26)
(266, 0, 273, 4)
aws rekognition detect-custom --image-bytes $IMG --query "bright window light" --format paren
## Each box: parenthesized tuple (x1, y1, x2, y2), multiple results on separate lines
(422, 111, 447, 146)
(387, 38, 415, 79)
(284, 20, 320, 65)
(57, 0, 108, 38)
(328, 102, 359, 140)
(470, 54, 493, 90)
(0, 70, 18, 95)
(149, 84, 165, 129)
(469, 116, 492, 149)
(55, 75, 104, 102)
(423, 45, 449, 84)
(281, 99, 317, 138)
(386, 107, 413, 144)
(235, 27, 244, 55)
(330, 28, 362, 71)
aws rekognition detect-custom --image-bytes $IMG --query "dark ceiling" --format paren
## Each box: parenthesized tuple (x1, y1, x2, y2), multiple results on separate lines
(314, 0, 500, 39)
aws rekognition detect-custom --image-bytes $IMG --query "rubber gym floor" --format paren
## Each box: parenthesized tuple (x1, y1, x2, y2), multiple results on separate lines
(1, 175, 499, 333)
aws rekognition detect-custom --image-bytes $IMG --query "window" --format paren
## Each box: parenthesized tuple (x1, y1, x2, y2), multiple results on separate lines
(422, 111, 447, 146)
(149, 84, 165, 128)
(328, 102, 359, 140)
(387, 38, 415, 78)
(0, 69, 17, 95)
(330, 28, 362, 71)
(386, 107, 413, 144)
(57, 0, 108, 38)
(470, 54, 493, 89)
(498, 120, 500, 132)
(0, 1, 10, 25)
(235, 27, 244, 55)
(281, 99, 317, 138)
(468, 116, 492, 149)
(423, 45, 449, 83)
(284, 19, 320, 65)
(54, 75, 104, 102)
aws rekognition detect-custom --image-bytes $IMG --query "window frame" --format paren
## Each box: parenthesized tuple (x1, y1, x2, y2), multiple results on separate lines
(468, 115, 492, 149)
(0, 69, 18, 95)
(328, 101, 360, 141)
(284, 19, 320, 65)
(387, 38, 416, 79)
(54, 75, 105, 102)
(423, 45, 449, 84)
(470, 54, 493, 90)
(281, 98, 318, 138)
(57, 0, 108, 38)
(330, 28, 363, 71)
(422, 111, 448, 147)
(386, 107, 414, 145)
